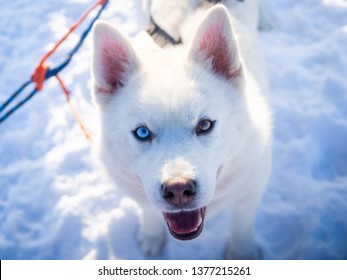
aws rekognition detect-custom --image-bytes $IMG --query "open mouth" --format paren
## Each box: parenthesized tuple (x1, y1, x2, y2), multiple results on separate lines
(163, 207, 206, 240)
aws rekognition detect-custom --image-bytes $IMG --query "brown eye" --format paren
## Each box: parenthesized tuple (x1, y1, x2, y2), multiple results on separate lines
(196, 119, 215, 136)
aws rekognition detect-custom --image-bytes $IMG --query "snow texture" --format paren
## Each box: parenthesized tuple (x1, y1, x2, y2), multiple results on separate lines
(0, 0, 347, 260)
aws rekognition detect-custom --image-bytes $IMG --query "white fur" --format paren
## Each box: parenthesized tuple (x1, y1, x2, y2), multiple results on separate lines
(92, 0, 271, 259)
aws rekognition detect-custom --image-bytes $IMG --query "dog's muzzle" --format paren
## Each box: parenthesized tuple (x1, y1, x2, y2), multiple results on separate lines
(161, 178, 206, 240)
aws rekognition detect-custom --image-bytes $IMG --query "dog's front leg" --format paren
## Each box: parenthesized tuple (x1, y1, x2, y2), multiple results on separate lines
(225, 193, 262, 260)
(138, 206, 166, 256)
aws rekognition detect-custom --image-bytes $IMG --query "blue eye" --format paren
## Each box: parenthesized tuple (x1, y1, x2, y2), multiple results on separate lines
(133, 126, 152, 141)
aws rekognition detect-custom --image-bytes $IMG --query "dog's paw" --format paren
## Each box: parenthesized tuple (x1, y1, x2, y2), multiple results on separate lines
(224, 243, 262, 260)
(137, 207, 167, 256)
(138, 230, 166, 256)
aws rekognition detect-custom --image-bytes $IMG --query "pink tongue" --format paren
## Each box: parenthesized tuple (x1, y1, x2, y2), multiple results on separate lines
(164, 210, 201, 234)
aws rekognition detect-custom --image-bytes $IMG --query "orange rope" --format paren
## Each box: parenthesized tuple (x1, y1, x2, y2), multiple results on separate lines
(55, 75, 92, 142)
(31, 63, 49, 91)
(31, 0, 105, 92)
(38, 0, 106, 71)
(29, 0, 107, 141)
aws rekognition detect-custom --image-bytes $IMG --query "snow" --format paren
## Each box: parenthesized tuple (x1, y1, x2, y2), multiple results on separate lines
(1, 0, 347, 260)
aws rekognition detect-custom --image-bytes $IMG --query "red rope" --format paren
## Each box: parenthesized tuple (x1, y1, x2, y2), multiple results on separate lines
(37, 0, 105, 70)
(29, 0, 106, 141)
(31, 63, 49, 91)
(55, 75, 92, 142)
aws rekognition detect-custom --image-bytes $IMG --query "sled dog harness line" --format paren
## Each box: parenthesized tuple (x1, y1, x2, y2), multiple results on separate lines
(146, 0, 243, 47)
(0, 0, 109, 141)
(146, 17, 182, 47)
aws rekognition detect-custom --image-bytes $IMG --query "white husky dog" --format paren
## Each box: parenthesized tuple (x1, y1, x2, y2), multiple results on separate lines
(91, 0, 271, 259)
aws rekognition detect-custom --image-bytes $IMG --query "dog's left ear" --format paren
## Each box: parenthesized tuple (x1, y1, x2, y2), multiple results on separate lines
(188, 5, 243, 86)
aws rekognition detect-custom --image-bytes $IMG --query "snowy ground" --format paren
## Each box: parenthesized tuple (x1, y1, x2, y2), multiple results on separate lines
(1, 0, 347, 260)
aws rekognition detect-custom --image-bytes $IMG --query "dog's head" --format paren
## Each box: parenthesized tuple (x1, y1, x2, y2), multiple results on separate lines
(92, 6, 249, 240)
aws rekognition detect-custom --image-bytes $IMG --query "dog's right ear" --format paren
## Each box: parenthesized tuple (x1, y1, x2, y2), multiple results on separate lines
(92, 21, 140, 106)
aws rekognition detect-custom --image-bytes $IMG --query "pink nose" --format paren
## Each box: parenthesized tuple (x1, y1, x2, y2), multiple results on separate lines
(162, 179, 196, 207)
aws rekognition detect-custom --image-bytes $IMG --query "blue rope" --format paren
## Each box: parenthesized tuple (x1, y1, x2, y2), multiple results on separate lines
(47, 0, 108, 78)
(0, 88, 38, 124)
(0, 80, 31, 113)
(0, 0, 108, 125)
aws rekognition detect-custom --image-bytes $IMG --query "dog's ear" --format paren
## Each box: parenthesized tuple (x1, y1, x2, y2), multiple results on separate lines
(188, 5, 243, 85)
(92, 21, 140, 106)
